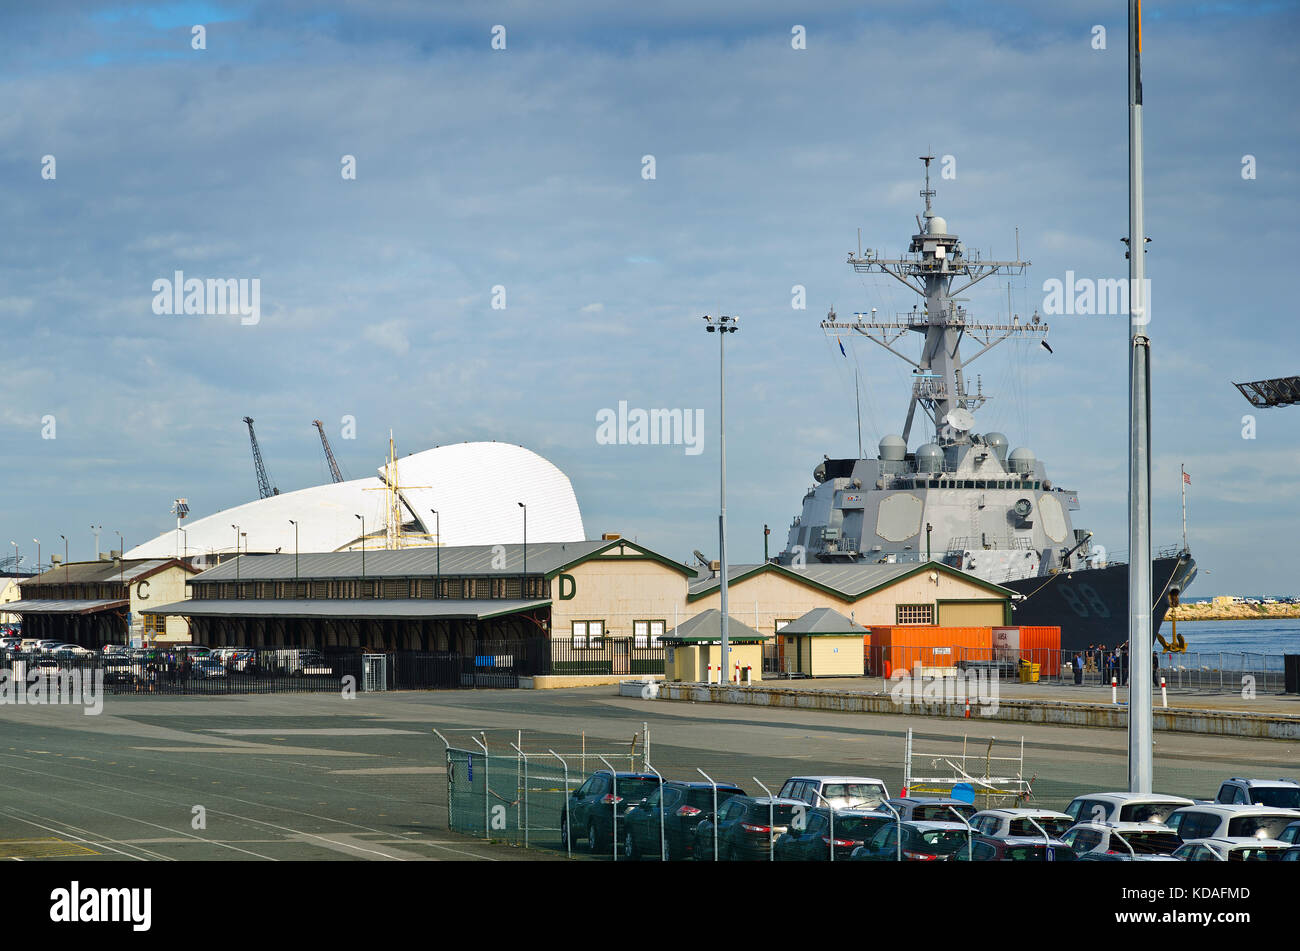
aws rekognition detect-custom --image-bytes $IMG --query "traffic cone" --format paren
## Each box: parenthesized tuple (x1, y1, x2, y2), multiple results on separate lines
(964, 699, 971, 718)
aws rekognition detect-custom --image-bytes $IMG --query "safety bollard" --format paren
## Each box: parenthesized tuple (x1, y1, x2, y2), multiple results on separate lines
(1160, 676, 1168, 709)
(1111, 676, 1118, 704)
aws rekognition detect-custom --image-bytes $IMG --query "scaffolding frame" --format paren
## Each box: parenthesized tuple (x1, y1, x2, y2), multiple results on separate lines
(903, 728, 1034, 809)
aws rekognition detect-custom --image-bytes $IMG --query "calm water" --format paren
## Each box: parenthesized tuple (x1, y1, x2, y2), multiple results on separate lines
(1167, 617, 1300, 656)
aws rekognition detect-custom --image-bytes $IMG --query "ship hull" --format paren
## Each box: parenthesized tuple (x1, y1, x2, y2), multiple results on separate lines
(1002, 552, 1197, 653)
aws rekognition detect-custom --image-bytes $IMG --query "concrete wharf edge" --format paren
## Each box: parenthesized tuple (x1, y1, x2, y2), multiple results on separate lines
(648, 682, 1300, 740)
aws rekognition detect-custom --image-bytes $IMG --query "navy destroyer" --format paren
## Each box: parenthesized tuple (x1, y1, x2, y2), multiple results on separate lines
(776, 157, 1196, 651)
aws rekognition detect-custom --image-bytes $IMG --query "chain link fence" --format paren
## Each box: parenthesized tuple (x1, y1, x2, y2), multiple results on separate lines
(437, 729, 644, 856)
(866, 645, 1289, 694)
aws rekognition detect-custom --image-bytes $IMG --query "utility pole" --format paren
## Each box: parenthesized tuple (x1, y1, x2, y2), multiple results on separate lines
(1126, 0, 1154, 794)
(703, 313, 739, 681)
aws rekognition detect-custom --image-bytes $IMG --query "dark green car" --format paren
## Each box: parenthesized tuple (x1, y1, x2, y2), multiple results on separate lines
(622, 781, 746, 861)
(773, 809, 894, 861)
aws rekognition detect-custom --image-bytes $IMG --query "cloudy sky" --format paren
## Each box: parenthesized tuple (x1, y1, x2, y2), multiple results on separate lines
(2, 1, 1297, 595)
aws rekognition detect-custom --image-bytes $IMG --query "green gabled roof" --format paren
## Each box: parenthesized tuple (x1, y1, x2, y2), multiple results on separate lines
(778, 607, 869, 636)
(549, 538, 696, 580)
(687, 560, 1015, 603)
(661, 609, 770, 643)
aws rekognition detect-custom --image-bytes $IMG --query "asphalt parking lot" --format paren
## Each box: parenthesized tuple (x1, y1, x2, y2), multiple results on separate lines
(0, 686, 1295, 861)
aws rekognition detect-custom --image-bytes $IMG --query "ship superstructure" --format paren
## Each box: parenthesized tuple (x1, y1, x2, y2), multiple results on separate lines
(776, 157, 1195, 646)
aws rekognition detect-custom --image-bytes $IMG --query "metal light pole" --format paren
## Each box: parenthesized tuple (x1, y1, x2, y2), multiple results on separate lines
(430, 509, 440, 597)
(289, 519, 299, 580)
(518, 502, 527, 594)
(355, 514, 366, 577)
(1126, 0, 1153, 794)
(91, 524, 102, 559)
(231, 524, 241, 581)
(33, 539, 39, 574)
(60, 534, 67, 583)
(703, 314, 739, 681)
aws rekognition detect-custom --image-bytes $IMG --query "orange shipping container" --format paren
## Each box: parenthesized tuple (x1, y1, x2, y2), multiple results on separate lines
(1017, 625, 1061, 675)
(867, 625, 993, 677)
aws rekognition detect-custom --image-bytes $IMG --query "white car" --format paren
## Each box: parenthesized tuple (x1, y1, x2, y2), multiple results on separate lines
(1214, 777, 1300, 809)
(1063, 791, 1193, 825)
(970, 808, 1075, 841)
(779, 776, 890, 811)
(1172, 837, 1293, 862)
(1060, 821, 1183, 859)
(1165, 803, 1300, 842)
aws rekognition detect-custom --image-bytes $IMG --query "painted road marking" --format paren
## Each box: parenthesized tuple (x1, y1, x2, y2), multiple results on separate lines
(0, 838, 98, 859)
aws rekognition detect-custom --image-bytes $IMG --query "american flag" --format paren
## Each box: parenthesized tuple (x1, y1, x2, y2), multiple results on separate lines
(1183, 471, 1191, 485)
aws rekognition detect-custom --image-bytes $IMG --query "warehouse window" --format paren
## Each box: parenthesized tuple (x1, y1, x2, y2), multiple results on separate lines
(633, 620, 665, 648)
(896, 604, 934, 625)
(572, 620, 604, 650)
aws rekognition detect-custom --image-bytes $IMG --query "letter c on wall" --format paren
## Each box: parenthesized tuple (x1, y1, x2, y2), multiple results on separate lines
(136, 579, 150, 600)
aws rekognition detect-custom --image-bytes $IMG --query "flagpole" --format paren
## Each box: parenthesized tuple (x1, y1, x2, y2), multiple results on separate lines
(1181, 464, 1187, 552)
(855, 370, 863, 459)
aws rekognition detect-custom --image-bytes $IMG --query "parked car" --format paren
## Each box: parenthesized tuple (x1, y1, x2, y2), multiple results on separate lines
(1063, 792, 1193, 825)
(1284, 846, 1300, 862)
(1172, 837, 1291, 862)
(102, 652, 137, 684)
(970, 808, 1075, 841)
(560, 771, 662, 854)
(35, 639, 62, 654)
(1059, 821, 1182, 859)
(850, 820, 971, 861)
(884, 797, 977, 823)
(953, 834, 1078, 861)
(692, 796, 804, 861)
(772, 807, 894, 861)
(1164, 804, 1300, 842)
(1277, 820, 1300, 845)
(1214, 777, 1300, 809)
(52, 644, 95, 661)
(191, 658, 228, 678)
(778, 775, 890, 811)
(0, 636, 22, 650)
(621, 780, 746, 861)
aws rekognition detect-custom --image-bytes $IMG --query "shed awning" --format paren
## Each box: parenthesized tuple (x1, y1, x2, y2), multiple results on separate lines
(6, 599, 128, 615)
(139, 598, 550, 622)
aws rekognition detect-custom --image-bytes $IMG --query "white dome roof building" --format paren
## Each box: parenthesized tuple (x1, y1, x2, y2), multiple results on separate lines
(126, 441, 586, 562)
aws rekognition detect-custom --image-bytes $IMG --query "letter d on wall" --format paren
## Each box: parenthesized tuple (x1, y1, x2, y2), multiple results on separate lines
(557, 574, 577, 600)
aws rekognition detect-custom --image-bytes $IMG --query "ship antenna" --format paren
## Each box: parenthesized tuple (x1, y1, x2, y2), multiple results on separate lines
(919, 154, 936, 217)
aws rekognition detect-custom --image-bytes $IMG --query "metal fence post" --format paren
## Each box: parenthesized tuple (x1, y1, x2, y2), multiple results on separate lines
(511, 741, 529, 849)
(471, 733, 488, 838)
(697, 768, 719, 862)
(550, 750, 571, 859)
(879, 798, 903, 862)
(644, 761, 665, 861)
(1024, 815, 1052, 859)
(598, 755, 619, 862)
(946, 805, 973, 862)
(810, 789, 836, 862)
(751, 777, 776, 862)
(432, 728, 453, 831)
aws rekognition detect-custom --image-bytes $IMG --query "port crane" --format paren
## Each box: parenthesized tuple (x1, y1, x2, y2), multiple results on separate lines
(242, 416, 278, 499)
(313, 419, 345, 483)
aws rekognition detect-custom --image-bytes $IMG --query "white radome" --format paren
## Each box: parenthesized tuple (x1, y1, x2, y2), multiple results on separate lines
(126, 441, 586, 559)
